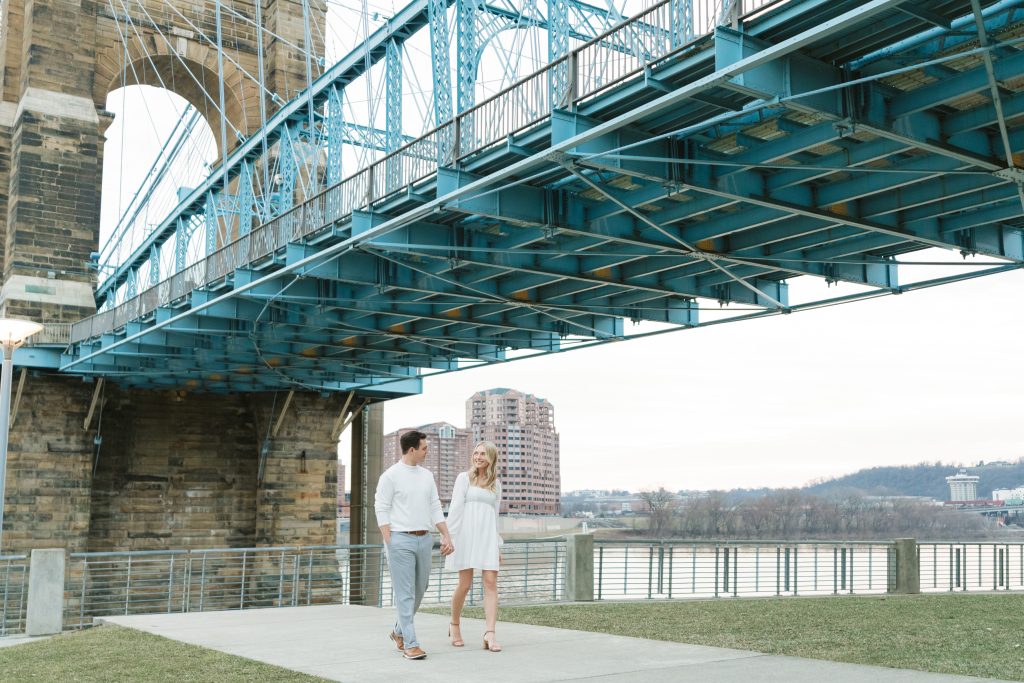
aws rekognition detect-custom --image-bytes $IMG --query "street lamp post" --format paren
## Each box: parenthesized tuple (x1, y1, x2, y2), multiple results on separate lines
(0, 318, 43, 551)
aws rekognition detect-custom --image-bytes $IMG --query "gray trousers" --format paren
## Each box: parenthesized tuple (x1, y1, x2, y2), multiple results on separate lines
(387, 532, 433, 649)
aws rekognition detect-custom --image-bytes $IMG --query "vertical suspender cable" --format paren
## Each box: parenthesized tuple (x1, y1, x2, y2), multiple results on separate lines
(255, 0, 271, 215)
(302, 0, 317, 196)
(215, 0, 231, 195)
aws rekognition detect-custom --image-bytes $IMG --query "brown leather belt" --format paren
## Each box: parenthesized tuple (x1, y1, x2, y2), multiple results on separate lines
(398, 530, 429, 536)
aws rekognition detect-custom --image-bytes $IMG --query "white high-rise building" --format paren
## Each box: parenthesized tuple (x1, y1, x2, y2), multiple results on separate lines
(946, 469, 980, 501)
(992, 486, 1024, 503)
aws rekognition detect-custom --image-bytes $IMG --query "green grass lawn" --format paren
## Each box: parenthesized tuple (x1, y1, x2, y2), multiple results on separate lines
(0, 624, 330, 682)
(442, 593, 1024, 681)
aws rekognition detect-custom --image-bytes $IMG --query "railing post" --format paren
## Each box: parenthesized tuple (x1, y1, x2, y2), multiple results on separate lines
(524, 543, 530, 599)
(565, 51, 578, 111)
(125, 555, 133, 615)
(647, 545, 653, 600)
(667, 545, 673, 599)
(565, 534, 594, 602)
(79, 558, 87, 627)
(887, 538, 920, 595)
(199, 554, 207, 611)
(715, 545, 720, 598)
(167, 556, 174, 613)
(26, 549, 64, 636)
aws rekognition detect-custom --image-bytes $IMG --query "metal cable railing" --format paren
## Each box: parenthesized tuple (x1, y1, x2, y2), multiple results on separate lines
(1, 537, 1018, 633)
(918, 542, 1024, 593)
(0, 554, 29, 636)
(72, 0, 796, 345)
(63, 539, 565, 629)
(593, 540, 894, 600)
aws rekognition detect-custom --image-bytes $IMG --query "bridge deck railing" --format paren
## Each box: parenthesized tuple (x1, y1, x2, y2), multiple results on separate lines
(0, 554, 28, 637)
(918, 542, 1024, 593)
(71, 0, 786, 346)
(61, 539, 566, 630)
(592, 539, 896, 600)
(2, 537, 1024, 635)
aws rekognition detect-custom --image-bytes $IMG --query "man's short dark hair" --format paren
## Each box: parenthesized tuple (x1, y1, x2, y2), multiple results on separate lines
(400, 430, 427, 454)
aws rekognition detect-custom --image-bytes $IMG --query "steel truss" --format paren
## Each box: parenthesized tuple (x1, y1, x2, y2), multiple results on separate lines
(66, 0, 1024, 395)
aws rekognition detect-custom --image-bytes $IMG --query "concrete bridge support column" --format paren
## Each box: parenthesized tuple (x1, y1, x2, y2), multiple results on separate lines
(26, 548, 64, 636)
(887, 538, 921, 594)
(566, 533, 594, 602)
(349, 402, 385, 605)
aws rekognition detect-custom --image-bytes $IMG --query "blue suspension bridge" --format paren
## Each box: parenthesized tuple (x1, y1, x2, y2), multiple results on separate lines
(41, 0, 1024, 397)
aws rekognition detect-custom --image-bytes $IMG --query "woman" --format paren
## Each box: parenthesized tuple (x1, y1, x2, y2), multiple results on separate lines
(445, 441, 503, 652)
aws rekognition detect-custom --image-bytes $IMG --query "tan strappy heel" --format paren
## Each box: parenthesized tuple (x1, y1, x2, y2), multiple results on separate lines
(482, 630, 502, 652)
(449, 622, 464, 647)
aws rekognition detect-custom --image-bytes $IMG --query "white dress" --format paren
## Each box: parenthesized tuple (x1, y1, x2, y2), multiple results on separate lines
(444, 472, 504, 572)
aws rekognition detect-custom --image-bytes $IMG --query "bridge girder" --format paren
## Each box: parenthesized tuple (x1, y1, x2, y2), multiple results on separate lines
(64, 0, 1024, 393)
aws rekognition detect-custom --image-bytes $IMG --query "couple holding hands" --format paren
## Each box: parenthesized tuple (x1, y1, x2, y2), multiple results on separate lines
(374, 430, 504, 660)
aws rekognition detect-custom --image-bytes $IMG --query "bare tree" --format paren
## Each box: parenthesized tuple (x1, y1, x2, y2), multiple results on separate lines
(639, 487, 677, 538)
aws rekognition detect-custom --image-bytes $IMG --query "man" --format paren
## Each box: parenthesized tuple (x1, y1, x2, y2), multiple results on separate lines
(374, 429, 454, 660)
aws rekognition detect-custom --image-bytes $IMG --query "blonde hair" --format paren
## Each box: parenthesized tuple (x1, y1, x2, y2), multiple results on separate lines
(468, 441, 499, 492)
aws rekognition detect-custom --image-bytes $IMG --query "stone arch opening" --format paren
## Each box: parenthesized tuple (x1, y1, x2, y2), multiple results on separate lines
(96, 48, 255, 157)
(99, 85, 218, 286)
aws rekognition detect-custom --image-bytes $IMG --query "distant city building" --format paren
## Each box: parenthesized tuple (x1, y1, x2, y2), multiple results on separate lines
(467, 388, 561, 515)
(337, 462, 349, 518)
(337, 461, 345, 506)
(993, 486, 1024, 503)
(382, 422, 471, 505)
(946, 469, 980, 501)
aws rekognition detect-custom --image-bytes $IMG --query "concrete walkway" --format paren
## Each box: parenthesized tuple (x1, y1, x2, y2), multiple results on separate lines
(0, 634, 52, 649)
(98, 605, 1014, 682)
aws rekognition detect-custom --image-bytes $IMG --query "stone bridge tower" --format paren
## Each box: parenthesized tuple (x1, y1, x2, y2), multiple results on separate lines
(0, 0, 322, 323)
(0, 0, 360, 556)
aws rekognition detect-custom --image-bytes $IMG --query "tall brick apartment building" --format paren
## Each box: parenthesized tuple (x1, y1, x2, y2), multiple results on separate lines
(466, 388, 561, 515)
(382, 422, 470, 505)
(381, 388, 561, 515)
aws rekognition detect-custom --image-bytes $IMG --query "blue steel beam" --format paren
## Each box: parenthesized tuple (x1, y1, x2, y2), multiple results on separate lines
(174, 217, 190, 273)
(429, 0, 453, 125)
(237, 161, 256, 235)
(148, 246, 160, 286)
(386, 39, 403, 155)
(456, 0, 481, 161)
(452, 144, 1017, 294)
(549, 0, 571, 107)
(182, 286, 549, 358)
(70, 0, 1015, 393)
(275, 126, 298, 214)
(205, 192, 219, 255)
(326, 87, 345, 185)
(386, 39, 404, 192)
(364, 71, 1019, 305)
(569, 35, 1023, 234)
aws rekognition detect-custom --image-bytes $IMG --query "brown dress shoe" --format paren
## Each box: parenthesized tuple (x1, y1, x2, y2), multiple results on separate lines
(402, 646, 427, 660)
(389, 631, 404, 651)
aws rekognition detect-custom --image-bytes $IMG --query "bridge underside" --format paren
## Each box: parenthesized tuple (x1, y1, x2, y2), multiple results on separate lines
(61, 0, 1024, 395)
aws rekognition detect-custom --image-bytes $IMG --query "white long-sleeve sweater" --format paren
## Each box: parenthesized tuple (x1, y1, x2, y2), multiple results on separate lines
(374, 462, 445, 531)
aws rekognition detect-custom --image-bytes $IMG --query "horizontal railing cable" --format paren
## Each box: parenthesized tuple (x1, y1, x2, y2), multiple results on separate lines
(62, 540, 566, 629)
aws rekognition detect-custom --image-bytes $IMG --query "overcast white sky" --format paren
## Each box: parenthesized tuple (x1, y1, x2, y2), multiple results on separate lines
(99, 1, 1024, 494)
